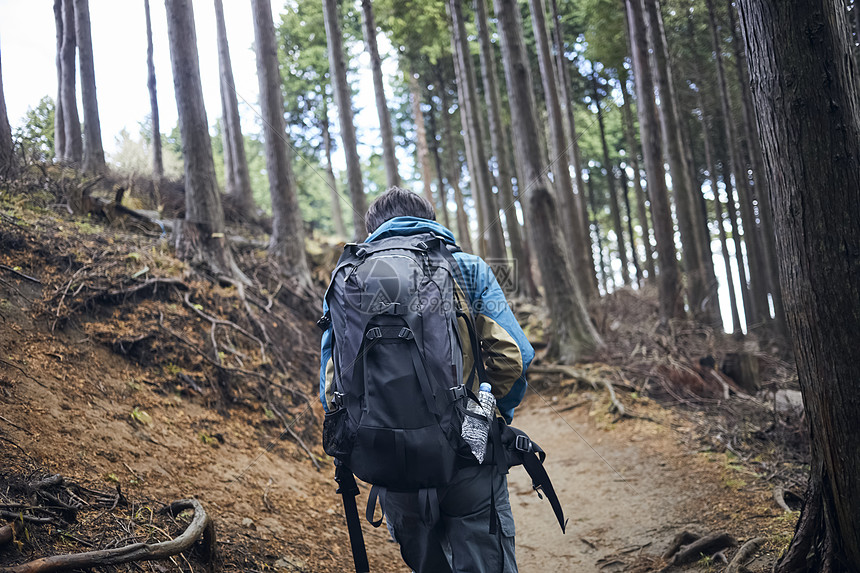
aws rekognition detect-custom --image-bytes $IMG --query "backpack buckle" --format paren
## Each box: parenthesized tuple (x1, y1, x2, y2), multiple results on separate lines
(448, 385, 467, 401)
(515, 434, 532, 453)
(332, 391, 345, 410)
(398, 327, 414, 340)
(366, 327, 382, 340)
(316, 313, 332, 331)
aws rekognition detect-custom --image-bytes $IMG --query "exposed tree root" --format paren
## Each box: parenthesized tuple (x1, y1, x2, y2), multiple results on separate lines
(665, 532, 737, 567)
(662, 530, 701, 560)
(773, 486, 792, 512)
(0, 499, 213, 573)
(726, 537, 765, 573)
(529, 364, 629, 420)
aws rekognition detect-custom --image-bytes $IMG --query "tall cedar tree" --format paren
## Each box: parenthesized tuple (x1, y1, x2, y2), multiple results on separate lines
(0, 43, 11, 173)
(435, 69, 475, 253)
(251, 0, 311, 282)
(53, 0, 65, 161)
(215, 0, 254, 219)
(361, 0, 400, 189)
(144, 0, 163, 180)
(322, 0, 367, 239)
(724, 0, 786, 336)
(618, 73, 656, 278)
(549, 0, 599, 295)
(60, 0, 82, 164)
(623, 0, 681, 321)
(407, 71, 435, 206)
(592, 74, 632, 287)
(321, 99, 347, 238)
(643, 0, 716, 323)
(474, 0, 535, 299)
(164, 0, 242, 280)
(448, 0, 508, 264)
(705, 0, 770, 330)
(425, 96, 453, 229)
(738, 1, 860, 570)
(74, 0, 106, 174)
(494, 0, 602, 362)
(528, 0, 597, 300)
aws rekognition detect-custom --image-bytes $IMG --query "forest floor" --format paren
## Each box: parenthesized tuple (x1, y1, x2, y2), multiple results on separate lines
(0, 179, 806, 572)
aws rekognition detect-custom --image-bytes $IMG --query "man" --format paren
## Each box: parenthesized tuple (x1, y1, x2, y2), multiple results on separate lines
(319, 187, 534, 572)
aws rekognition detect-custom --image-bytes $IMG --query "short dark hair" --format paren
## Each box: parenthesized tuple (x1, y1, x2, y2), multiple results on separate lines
(365, 186, 436, 234)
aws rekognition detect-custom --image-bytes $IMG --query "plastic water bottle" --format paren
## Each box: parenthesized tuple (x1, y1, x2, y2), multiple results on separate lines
(461, 383, 496, 463)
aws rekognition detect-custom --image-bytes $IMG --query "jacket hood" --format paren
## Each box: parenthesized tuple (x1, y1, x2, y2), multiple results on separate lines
(366, 216, 458, 245)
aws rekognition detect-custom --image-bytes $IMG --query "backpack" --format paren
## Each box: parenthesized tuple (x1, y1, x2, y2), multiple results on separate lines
(318, 233, 566, 573)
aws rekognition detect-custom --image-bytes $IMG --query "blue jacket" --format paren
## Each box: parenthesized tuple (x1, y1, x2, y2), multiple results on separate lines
(319, 216, 534, 422)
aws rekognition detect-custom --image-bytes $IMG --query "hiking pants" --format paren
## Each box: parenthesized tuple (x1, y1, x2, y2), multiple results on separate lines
(383, 463, 517, 573)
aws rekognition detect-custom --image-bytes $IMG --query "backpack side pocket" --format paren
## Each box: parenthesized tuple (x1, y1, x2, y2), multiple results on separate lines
(322, 407, 355, 460)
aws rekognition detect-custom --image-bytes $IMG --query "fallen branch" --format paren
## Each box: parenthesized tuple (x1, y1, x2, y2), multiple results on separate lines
(182, 291, 266, 362)
(726, 537, 765, 573)
(0, 265, 41, 285)
(528, 364, 597, 387)
(669, 532, 737, 566)
(0, 499, 213, 573)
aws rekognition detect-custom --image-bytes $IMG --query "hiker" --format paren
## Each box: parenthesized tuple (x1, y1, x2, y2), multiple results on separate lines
(319, 187, 535, 573)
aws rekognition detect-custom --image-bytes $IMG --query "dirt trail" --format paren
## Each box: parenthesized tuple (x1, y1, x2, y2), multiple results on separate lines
(508, 391, 683, 571)
(506, 388, 780, 572)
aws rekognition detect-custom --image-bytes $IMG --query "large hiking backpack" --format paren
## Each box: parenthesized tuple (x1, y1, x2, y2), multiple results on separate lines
(319, 233, 566, 573)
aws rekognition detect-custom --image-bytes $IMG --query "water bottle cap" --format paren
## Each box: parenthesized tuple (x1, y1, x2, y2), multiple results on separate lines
(479, 383, 492, 393)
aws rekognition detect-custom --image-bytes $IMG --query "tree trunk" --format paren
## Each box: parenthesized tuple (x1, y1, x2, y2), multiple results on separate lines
(321, 99, 347, 239)
(618, 164, 643, 287)
(53, 0, 66, 162)
(165, 0, 241, 280)
(425, 94, 452, 229)
(448, 0, 508, 264)
(361, 0, 400, 189)
(528, 0, 596, 300)
(494, 0, 603, 362)
(74, 0, 106, 174)
(624, 0, 682, 321)
(0, 47, 12, 174)
(436, 71, 474, 253)
(587, 173, 609, 293)
(593, 75, 631, 288)
(251, 0, 311, 282)
(705, 0, 770, 331)
(701, 108, 741, 333)
(549, 0, 598, 296)
(215, 0, 254, 220)
(60, 0, 82, 164)
(725, 0, 786, 337)
(323, 0, 367, 240)
(407, 71, 435, 205)
(219, 97, 235, 195)
(144, 0, 163, 180)
(643, 0, 712, 322)
(474, 0, 534, 299)
(737, 1, 860, 569)
(619, 74, 656, 279)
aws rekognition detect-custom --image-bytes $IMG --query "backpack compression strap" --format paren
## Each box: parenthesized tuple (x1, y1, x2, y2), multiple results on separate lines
(335, 463, 370, 573)
(502, 424, 568, 533)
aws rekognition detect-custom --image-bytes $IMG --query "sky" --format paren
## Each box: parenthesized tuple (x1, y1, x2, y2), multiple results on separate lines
(0, 0, 399, 170)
